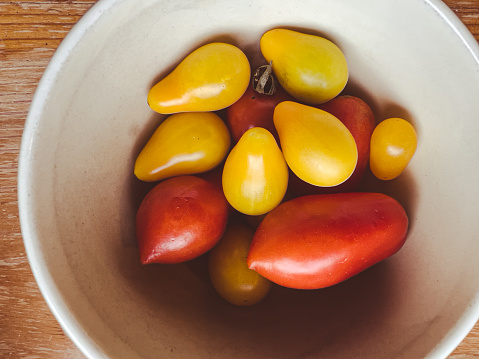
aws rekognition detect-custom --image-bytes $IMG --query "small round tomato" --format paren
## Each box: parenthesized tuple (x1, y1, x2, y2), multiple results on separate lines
(370, 117, 417, 180)
(209, 221, 272, 306)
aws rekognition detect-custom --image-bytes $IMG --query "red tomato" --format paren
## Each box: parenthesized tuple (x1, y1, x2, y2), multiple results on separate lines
(319, 96, 376, 187)
(247, 192, 408, 289)
(136, 175, 229, 264)
(288, 95, 376, 195)
(225, 82, 294, 144)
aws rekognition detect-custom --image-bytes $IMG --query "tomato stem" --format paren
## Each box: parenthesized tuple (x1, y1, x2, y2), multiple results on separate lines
(252, 61, 276, 96)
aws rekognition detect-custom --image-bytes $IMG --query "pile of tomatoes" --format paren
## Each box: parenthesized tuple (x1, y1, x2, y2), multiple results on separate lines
(134, 29, 417, 306)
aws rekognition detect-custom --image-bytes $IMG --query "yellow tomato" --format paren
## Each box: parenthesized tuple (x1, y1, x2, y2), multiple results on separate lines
(222, 127, 288, 215)
(209, 221, 272, 306)
(370, 118, 417, 180)
(260, 29, 348, 105)
(134, 112, 231, 182)
(274, 101, 358, 187)
(148, 43, 251, 114)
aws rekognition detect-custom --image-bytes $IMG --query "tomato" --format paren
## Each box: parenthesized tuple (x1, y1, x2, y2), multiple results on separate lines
(209, 221, 272, 306)
(222, 128, 288, 215)
(319, 96, 375, 186)
(247, 192, 409, 289)
(136, 175, 229, 264)
(225, 80, 294, 144)
(370, 117, 417, 180)
(134, 112, 231, 182)
(260, 29, 348, 105)
(289, 95, 376, 195)
(274, 101, 358, 187)
(147, 43, 250, 114)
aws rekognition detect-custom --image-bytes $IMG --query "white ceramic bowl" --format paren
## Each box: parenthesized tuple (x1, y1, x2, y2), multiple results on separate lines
(18, 0, 479, 358)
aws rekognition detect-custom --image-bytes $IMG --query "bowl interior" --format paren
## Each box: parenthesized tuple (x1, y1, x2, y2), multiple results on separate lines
(19, 0, 479, 358)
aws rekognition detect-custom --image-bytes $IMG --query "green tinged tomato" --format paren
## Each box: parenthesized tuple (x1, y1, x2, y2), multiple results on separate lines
(260, 29, 348, 105)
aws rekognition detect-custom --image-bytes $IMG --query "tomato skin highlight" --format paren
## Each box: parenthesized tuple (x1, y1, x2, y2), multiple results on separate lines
(136, 175, 229, 264)
(247, 192, 408, 289)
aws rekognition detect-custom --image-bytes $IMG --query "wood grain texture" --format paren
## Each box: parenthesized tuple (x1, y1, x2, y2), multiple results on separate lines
(1, 2, 97, 358)
(1, 1, 478, 358)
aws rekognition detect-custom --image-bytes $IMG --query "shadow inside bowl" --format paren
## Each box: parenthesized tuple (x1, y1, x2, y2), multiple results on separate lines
(116, 153, 418, 358)
(117, 235, 405, 358)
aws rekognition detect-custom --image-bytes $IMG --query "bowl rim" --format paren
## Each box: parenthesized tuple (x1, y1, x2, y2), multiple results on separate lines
(17, 0, 479, 358)
(18, 1, 121, 358)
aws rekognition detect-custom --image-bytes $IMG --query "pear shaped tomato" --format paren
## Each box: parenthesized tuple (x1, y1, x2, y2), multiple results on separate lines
(222, 127, 288, 215)
(247, 192, 409, 289)
(289, 95, 376, 195)
(260, 29, 348, 105)
(134, 112, 231, 182)
(136, 175, 229, 264)
(148, 42, 250, 114)
(274, 101, 358, 187)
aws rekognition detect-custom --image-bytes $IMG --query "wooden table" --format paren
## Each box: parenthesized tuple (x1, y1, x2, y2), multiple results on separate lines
(1, 1, 479, 357)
